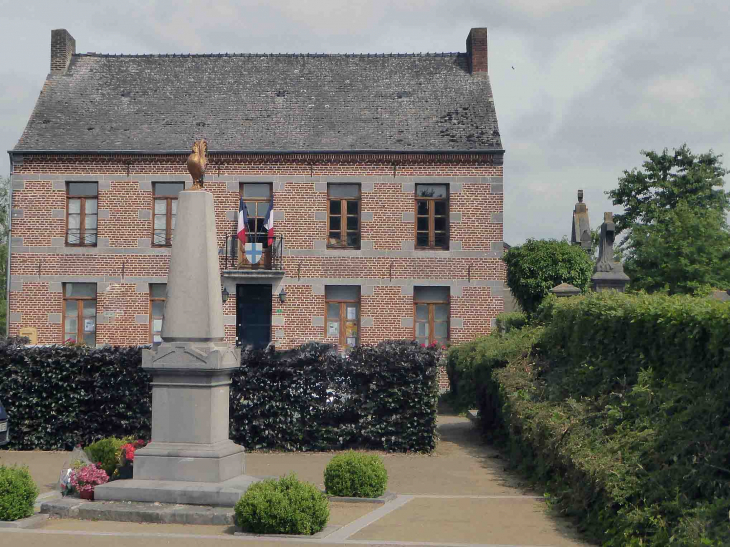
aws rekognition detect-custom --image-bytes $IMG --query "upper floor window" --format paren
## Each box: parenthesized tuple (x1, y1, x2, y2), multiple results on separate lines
(66, 182, 98, 246)
(414, 286, 449, 346)
(328, 184, 360, 248)
(240, 183, 273, 244)
(153, 182, 184, 246)
(149, 283, 166, 343)
(325, 285, 360, 350)
(415, 184, 449, 249)
(63, 282, 97, 346)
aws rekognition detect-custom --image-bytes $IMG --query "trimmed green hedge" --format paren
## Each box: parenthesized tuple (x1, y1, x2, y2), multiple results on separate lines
(445, 325, 541, 413)
(494, 312, 527, 334)
(476, 292, 730, 546)
(0, 340, 438, 453)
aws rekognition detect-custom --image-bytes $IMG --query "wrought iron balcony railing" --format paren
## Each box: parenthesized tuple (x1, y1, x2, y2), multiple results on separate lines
(224, 233, 284, 271)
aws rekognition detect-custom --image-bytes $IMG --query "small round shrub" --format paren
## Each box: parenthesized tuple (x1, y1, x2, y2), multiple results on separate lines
(0, 465, 39, 521)
(235, 474, 329, 535)
(324, 451, 388, 498)
(85, 437, 128, 477)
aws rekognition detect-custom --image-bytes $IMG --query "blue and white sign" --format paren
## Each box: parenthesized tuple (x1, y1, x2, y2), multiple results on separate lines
(244, 242, 263, 265)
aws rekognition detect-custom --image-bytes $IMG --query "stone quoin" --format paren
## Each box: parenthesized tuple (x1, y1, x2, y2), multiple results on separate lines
(8, 28, 505, 390)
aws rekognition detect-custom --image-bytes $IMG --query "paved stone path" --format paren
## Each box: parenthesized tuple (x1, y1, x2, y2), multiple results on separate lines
(0, 409, 591, 546)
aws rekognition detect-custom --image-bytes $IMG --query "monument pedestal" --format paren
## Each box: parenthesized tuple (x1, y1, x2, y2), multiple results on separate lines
(95, 189, 259, 507)
(133, 341, 245, 483)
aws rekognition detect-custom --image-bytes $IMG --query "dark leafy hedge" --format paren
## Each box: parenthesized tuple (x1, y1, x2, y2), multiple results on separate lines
(0, 341, 151, 450)
(475, 292, 730, 546)
(231, 341, 439, 452)
(0, 340, 438, 453)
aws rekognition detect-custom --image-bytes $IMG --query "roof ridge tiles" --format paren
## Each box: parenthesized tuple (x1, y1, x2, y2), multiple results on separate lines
(75, 51, 462, 59)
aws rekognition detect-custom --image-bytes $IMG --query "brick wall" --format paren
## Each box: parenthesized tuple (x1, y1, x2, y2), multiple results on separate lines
(9, 152, 505, 390)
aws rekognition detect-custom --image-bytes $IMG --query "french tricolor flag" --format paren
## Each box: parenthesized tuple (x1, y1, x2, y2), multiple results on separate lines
(263, 196, 274, 246)
(237, 197, 248, 245)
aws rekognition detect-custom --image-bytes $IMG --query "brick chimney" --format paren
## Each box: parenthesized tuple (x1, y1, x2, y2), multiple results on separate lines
(466, 28, 488, 74)
(51, 29, 76, 74)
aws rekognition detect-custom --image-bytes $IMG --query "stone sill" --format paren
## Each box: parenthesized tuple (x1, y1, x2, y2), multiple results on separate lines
(221, 270, 285, 278)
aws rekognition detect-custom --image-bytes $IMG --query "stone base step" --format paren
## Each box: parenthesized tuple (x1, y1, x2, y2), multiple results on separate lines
(93, 474, 261, 507)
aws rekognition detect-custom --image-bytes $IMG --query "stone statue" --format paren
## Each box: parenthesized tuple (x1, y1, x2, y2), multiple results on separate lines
(187, 139, 208, 190)
(571, 190, 591, 252)
(595, 212, 623, 273)
(591, 212, 629, 291)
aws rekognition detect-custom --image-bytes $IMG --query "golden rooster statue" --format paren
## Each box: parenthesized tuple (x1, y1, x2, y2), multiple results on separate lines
(186, 139, 208, 190)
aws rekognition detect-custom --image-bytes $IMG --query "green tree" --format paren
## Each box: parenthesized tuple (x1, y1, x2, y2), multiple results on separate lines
(503, 239, 594, 313)
(623, 202, 730, 294)
(607, 145, 729, 235)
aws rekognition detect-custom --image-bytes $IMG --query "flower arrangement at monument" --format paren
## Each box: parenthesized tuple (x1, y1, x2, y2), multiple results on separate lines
(117, 439, 147, 479)
(69, 463, 109, 499)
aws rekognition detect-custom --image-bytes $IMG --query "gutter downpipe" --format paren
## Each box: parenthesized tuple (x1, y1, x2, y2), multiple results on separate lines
(5, 152, 13, 336)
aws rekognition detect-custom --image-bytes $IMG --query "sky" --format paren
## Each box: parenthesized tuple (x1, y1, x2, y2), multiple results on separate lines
(1, 0, 728, 245)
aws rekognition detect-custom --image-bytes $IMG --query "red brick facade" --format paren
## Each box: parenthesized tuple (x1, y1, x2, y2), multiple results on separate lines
(9, 152, 505, 376)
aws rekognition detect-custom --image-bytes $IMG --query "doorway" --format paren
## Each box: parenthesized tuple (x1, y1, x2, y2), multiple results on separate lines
(236, 284, 272, 349)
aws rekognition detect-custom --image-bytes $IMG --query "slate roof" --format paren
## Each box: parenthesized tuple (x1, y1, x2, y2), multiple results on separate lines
(15, 52, 501, 153)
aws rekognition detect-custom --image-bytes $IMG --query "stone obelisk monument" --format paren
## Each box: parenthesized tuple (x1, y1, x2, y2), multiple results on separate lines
(96, 140, 257, 505)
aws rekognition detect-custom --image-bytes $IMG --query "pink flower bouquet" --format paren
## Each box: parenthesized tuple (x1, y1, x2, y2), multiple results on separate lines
(69, 463, 109, 494)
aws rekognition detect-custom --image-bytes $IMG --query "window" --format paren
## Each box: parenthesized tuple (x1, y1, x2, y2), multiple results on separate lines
(414, 286, 449, 346)
(328, 184, 360, 248)
(149, 283, 166, 343)
(325, 286, 360, 350)
(153, 183, 184, 246)
(66, 182, 98, 246)
(240, 183, 273, 244)
(415, 184, 449, 249)
(63, 283, 97, 345)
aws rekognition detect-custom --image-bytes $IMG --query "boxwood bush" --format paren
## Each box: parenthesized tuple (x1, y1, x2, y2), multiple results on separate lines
(234, 474, 329, 535)
(0, 465, 39, 521)
(0, 340, 438, 453)
(85, 437, 129, 477)
(324, 451, 388, 498)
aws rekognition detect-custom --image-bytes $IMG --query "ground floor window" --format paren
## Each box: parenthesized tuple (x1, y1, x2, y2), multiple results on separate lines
(414, 286, 449, 346)
(63, 283, 97, 345)
(149, 283, 166, 343)
(325, 285, 360, 350)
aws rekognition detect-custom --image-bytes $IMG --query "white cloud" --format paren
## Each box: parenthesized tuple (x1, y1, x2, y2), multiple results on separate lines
(0, 0, 728, 246)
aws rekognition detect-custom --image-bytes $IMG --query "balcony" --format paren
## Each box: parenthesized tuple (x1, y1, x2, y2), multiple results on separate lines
(222, 233, 284, 276)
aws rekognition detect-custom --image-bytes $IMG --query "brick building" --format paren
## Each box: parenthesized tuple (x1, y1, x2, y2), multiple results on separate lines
(7, 28, 505, 354)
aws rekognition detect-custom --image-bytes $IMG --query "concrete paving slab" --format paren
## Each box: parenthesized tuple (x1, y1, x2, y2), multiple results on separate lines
(350, 497, 590, 546)
(244, 417, 529, 497)
(3, 529, 351, 547)
(328, 491, 397, 504)
(0, 513, 48, 529)
(38, 500, 374, 533)
(234, 524, 340, 539)
(5, 410, 591, 546)
(0, 450, 67, 492)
